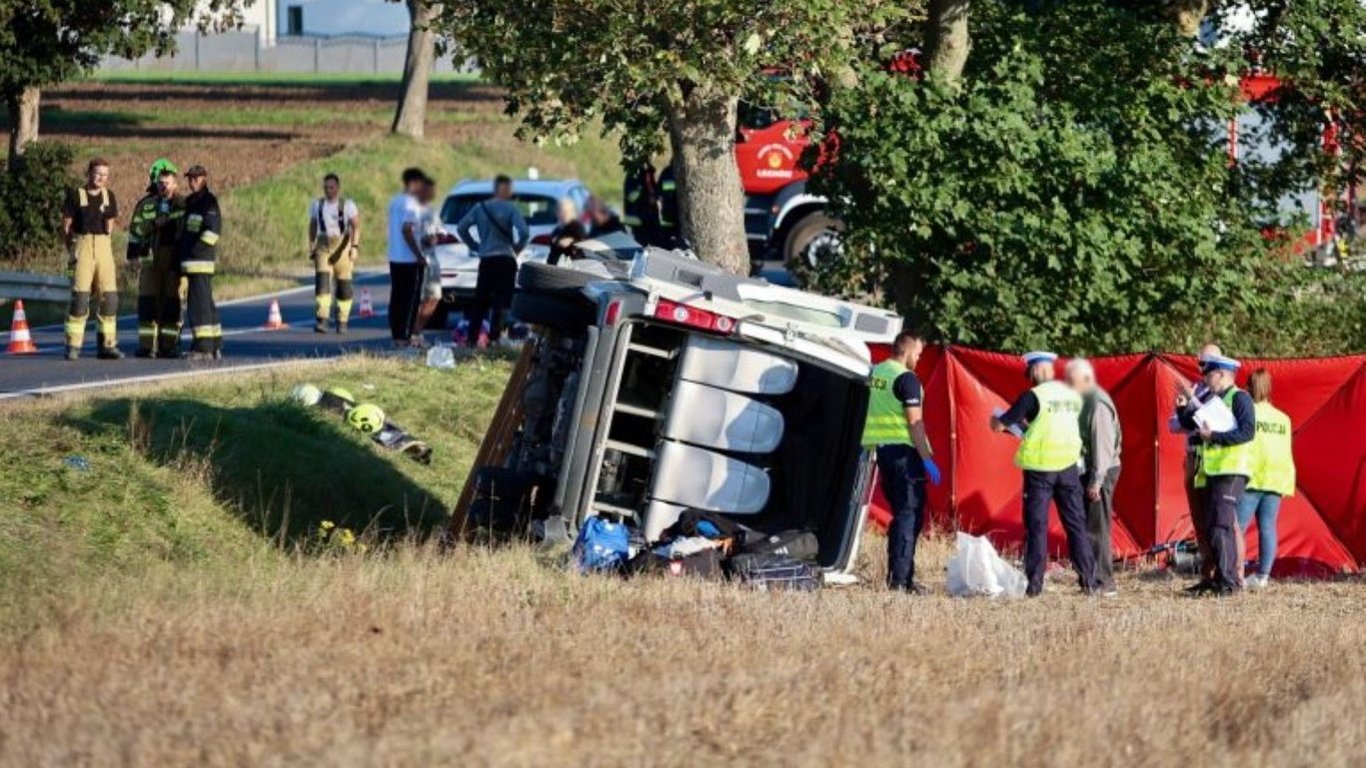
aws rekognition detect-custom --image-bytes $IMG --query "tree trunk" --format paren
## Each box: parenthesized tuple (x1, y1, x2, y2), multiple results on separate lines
(667, 88, 749, 274)
(6, 86, 41, 170)
(924, 0, 971, 86)
(392, 0, 439, 139)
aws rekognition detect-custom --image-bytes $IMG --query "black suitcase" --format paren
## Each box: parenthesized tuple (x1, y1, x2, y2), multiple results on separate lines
(740, 530, 820, 563)
(628, 548, 725, 580)
(728, 553, 821, 592)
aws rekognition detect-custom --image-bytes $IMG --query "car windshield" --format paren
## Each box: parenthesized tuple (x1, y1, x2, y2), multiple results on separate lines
(441, 193, 559, 227)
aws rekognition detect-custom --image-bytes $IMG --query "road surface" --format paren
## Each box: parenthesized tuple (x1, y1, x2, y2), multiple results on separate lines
(1, 273, 401, 401)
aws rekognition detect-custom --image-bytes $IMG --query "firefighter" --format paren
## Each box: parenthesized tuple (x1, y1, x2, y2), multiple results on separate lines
(657, 162, 679, 248)
(60, 157, 123, 360)
(177, 165, 223, 360)
(308, 172, 361, 333)
(622, 161, 661, 247)
(991, 351, 1100, 596)
(862, 330, 942, 592)
(127, 159, 186, 358)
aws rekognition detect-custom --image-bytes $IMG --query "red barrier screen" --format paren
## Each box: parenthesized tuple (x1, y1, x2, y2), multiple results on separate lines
(868, 347, 1366, 577)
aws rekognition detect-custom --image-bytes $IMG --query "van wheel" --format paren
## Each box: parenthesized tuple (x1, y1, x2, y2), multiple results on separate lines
(511, 290, 595, 331)
(518, 261, 596, 294)
(783, 213, 844, 287)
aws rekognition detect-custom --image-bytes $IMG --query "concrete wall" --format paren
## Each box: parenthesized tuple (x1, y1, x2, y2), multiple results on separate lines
(278, 0, 409, 37)
(99, 29, 474, 75)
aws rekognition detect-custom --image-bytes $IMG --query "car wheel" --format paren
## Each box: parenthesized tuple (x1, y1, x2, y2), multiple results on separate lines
(518, 261, 598, 294)
(511, 290, 596, 331)
(783, 212, 844, 287)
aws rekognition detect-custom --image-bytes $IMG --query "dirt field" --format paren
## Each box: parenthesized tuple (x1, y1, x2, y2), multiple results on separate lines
(42, 80, 509, 204)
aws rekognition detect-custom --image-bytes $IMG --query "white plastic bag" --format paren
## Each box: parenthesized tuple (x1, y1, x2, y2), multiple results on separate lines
(946, 532, 1027, 599)
(426, 344, 456, 370)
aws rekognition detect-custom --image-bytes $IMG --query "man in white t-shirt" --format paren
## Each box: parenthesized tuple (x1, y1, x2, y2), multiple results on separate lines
(308, 173, 361, 333)
(386, 168, 430, 346)
(413, 177, 447, 336)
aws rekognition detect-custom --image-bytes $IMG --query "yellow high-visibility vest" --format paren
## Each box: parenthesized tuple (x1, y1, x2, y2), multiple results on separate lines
(862, 359, 912, 447)
(1249, 401, 1295, 496)
(1203, 387, 1254, 478)
(1015, 380, 1082, 472)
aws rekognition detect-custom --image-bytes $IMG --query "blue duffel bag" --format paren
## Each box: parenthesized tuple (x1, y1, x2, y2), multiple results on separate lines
(572, 516, 630, 573)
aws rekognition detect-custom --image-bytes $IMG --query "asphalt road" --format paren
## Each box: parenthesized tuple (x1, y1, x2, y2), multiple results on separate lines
(1, 272, 399, 400)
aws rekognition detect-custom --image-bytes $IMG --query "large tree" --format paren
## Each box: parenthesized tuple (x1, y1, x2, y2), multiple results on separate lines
(809, 0, 1366, 354)
(0, 0, 245, 169)
(433, 0, 914, 274)
(391, 0, 441, 139)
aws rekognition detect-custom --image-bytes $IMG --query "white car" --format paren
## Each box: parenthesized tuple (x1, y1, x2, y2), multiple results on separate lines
(431, 178, 594, 318)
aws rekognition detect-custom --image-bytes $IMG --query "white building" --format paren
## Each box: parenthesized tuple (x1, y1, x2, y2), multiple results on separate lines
(278, 0, 410, 39)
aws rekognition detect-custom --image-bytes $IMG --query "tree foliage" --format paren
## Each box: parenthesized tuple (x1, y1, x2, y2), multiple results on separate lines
(432, 0, 916, 272)
(810, 0, 1365, 355)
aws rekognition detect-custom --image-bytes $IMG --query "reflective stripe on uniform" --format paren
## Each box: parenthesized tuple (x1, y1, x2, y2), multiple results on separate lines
(181, 260, 216, 274)
(199, 230, 220, 246)
(192, 323, 223, 340)
(1015, 380, 1084, 472)
(1203, 388, 1254, 478)
(186, 214, 203, 232)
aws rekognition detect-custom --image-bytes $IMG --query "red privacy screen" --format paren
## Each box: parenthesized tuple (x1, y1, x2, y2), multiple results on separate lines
(866, 347, 1366, 577)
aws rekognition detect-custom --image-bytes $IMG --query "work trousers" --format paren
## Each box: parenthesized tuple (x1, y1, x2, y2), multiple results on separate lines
(184, 272, 221, 354)
(1184, 451, 1214, 578)
(467, 255, 518, 347)
(388, 261, 425, 342)
(136, 246, 184, 356)
(878, 444, 928, 590)
(65, 234, 119, 350)
(1022, 466, 1098, 596)
(313, 235, 356, 326)
(1204, 475, 1247, 592)
(1082, 466, 1121, 591)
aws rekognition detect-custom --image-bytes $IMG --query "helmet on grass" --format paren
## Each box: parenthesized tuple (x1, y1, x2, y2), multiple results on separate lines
(347, 403, 385, 434)
(325, 387, 355, 405)
(290, 383, 323, 406)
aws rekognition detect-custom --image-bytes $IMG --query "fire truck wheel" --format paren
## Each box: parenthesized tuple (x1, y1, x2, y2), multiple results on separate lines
(783, 213, 844, 286)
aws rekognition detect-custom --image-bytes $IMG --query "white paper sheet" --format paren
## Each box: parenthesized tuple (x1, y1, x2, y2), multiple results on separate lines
(1191, 395, 1236, 433)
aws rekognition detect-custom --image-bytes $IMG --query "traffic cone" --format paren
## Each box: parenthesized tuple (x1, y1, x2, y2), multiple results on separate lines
(358, 288, 375, 318)
(6, 300, 38, 355)
(264, 299, 285, 330)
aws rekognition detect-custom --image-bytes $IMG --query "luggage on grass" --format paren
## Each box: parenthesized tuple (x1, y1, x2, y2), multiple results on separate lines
(728, 552, 821, 592)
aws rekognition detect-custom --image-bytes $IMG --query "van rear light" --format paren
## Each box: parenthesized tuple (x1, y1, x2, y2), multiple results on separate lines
(653, 299, 737, 335)
(604, 299, 623, 326)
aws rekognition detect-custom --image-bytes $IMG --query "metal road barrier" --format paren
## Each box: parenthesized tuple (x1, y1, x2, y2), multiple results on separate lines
(0, 271, 71, 303)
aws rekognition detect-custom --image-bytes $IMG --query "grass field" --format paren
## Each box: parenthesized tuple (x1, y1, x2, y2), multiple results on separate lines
(1, 354, 1363, 767)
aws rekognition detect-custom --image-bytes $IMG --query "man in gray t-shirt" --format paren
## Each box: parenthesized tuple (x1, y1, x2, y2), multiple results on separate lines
(456, 175, 529, 346)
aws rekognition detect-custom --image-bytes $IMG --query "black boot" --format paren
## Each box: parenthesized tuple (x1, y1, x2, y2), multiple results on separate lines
(97, 346, 125, 360)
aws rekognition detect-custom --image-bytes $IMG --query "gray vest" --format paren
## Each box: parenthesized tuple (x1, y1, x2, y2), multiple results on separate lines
(1080, 387, 1122, 469)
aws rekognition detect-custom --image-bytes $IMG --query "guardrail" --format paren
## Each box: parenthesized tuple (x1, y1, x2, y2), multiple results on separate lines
(0, 271, 71, 302)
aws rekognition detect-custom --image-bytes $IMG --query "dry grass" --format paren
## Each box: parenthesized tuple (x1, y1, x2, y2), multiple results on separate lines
(1, 535, 1363, 767)
(3, 356, 1364, 767)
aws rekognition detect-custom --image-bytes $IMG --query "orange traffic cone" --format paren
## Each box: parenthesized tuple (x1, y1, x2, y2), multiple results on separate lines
(358, 288, 375, 318)
(264, 299, 285, 330)
(6, 300, 38, 355)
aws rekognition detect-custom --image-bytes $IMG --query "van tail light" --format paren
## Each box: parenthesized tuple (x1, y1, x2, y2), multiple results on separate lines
(603, 299, 623, 327)
(530, 233, 553, 247)
(653, 299, 736, 334)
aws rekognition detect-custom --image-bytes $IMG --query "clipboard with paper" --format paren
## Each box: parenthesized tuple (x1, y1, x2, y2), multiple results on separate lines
(1191, 395, 1236, 433)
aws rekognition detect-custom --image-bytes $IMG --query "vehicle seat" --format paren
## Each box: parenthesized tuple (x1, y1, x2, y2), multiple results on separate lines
(661, 380, 784, 453)
(678, 336, 798, 395)
(648, 442, 770, 516)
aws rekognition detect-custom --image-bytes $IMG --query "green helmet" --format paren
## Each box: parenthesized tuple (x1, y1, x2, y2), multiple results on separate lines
(347, 403, 385, 435)
(325, 387, 355, 405)
(148, 157, 179, 185)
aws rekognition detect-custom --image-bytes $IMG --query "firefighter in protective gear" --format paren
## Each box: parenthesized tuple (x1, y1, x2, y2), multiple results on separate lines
(177, 165, 223, 359)
(308, 173, 361, 333)
(61, 158, 123, 360)
(991, 351, 1100, 596)
(862, 331, 942, 593)
(127, 159, 186, 358)
(1178, 354, 1256, 596)
(622, 161, 662, 247)
(657, 163, 679, 248)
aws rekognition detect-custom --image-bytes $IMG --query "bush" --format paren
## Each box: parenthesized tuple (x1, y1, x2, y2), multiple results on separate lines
(0, 142, 77, 263)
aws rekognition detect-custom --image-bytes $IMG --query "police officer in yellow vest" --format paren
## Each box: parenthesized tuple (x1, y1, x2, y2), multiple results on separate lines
(60, 158, 123, 360)
(1177, 354, 1256, 596)
(1236, 368, 1295, 590)
(127, 159, 186, 358)
(862, 331, 942, 592)
(991, 351, 1099, 596)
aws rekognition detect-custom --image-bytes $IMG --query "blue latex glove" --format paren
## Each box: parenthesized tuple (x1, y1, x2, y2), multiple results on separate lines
(922, 456, 942, 486)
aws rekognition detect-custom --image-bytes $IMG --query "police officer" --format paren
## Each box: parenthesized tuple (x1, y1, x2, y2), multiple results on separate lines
(177, 165, 223, 360)
(1172, 343, 1222, 589)
(991, 351, 1099, 596)
(657, 162, 679, 248)
(622, 161, 661, 247)
(1178, 354, 1255, 596)
(60, 157, 123, 360)
(863, 331, 942, 592)
(308, 172, 361, 334)
(1238, 369, 1294, 589)
(127, 159, 186, 358)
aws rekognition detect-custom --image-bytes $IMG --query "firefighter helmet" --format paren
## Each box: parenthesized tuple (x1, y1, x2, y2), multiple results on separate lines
(347, 403, 385, 434)
(325, 387, 355, 405)
(290, 383, 322, 406)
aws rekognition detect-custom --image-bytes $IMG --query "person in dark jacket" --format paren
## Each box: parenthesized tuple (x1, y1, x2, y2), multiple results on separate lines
(1171, 342, 1223, 587)
(1178, 354, 1256, 596)
(547, 197, 587, 265)
(176, 165, 223, 360)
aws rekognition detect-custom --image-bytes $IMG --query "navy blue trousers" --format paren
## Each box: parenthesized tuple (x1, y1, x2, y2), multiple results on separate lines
(1022, 466, 1098, 596)
(878, 445, 927, 589)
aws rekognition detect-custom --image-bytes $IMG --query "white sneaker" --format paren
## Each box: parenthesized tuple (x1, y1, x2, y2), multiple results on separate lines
(1246, 574, 1270, 590)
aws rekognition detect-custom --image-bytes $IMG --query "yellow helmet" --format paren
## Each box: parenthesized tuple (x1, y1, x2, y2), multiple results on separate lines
(346, 403, 385, 434)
